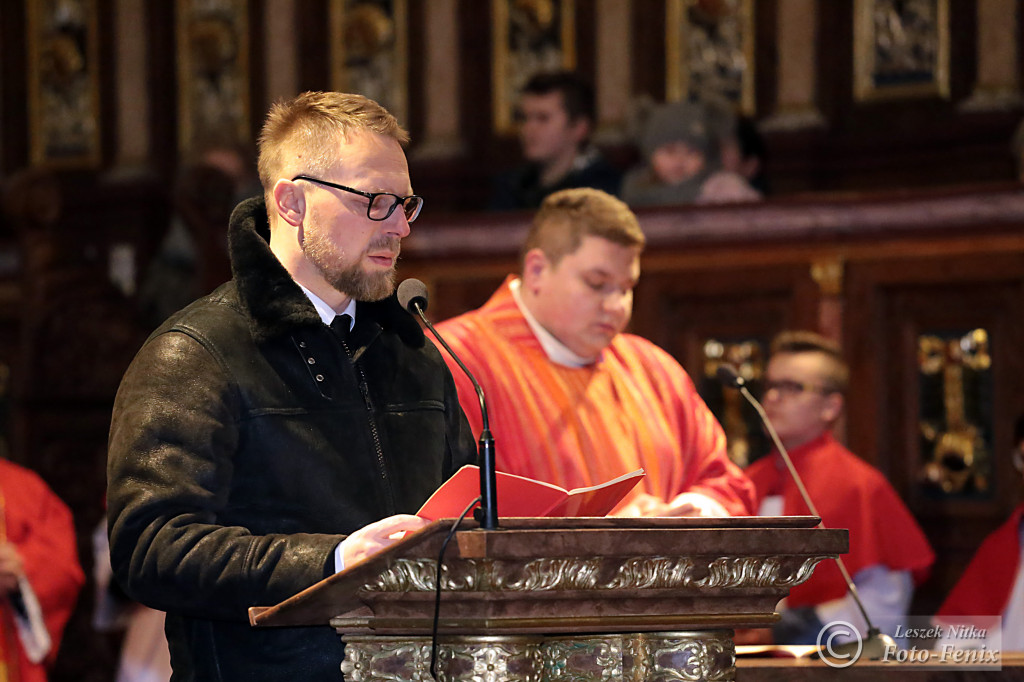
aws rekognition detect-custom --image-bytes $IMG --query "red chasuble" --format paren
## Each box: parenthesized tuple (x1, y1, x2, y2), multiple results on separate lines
(937, 503, 1024, 618)
(433, 277, 755, 516)
(744, 432, 934, 608)
(0, 460, 84, 682)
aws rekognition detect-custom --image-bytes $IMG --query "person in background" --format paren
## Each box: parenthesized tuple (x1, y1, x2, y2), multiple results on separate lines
(92, 515, 172, 682)
(436, 187, 755, 518)
(933, 414, 1024, 650)
(490, 71, 622, 211)
(620, 100, 760, 207)
(107, 91, 476, 680)
(744, 331, 934, 644)
(718, 115, 769, 196)
(0, 458, 84, 682)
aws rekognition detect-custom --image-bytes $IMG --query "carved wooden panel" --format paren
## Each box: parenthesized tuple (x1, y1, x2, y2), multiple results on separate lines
(845, 252, 1024, 613)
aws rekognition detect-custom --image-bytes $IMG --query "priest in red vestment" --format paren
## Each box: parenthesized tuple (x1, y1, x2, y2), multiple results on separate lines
(1, 458, 84, 682)
(744, 331, 934, 644)
(433, 188, 755, 518)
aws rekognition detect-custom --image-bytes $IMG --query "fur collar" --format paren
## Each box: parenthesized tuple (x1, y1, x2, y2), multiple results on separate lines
(227, 197, 424, 347)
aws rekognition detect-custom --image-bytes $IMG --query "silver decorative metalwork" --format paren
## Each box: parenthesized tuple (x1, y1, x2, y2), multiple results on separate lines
(646, 632, 734, 681)
(342, 635, 543, 681)
(496, 558, 602, 591)
(342, 633, 735, 681)
(366, 555, 827, 594)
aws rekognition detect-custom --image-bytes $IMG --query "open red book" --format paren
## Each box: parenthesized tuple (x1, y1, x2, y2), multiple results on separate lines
(417, 465, 645, 520)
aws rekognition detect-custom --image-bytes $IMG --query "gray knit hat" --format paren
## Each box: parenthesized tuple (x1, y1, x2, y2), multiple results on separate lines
(640, 100, 713, 159)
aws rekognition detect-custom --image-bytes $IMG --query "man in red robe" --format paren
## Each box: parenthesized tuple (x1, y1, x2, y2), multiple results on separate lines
(0, 458, 84, 682)
(744, 331, 934, 644)
(434, 188, 755, 518)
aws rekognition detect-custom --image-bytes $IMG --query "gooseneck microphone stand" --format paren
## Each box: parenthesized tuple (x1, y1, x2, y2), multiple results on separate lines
(717, 365, 897, 661)
(398, 279, 499, 529)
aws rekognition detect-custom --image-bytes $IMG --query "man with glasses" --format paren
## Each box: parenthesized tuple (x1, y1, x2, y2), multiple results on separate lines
(744, 331, 934, 644)
(106, 92, 476, 680)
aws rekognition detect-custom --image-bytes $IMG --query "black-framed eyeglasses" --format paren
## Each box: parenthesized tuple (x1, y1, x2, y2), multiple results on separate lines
(292, 175, 423, 223)
(763, 379, 837, 398)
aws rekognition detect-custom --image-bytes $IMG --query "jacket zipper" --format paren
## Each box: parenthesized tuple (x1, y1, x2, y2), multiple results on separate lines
(339, 336, 395, 514)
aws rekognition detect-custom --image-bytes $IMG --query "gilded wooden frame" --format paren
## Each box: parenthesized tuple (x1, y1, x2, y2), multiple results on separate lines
(26, 0, 102, 167)
(853, 0, 950, 101)
(491, 0, 576, 135)
(666, 0, 756, 115)
(175, 0, 251, 154)
(330, 0, 409, 125)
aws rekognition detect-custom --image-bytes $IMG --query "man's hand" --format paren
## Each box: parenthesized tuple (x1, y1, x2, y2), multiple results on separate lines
(612, 493, 672, 518)
(613, 492, 730, 518)
(0, 543, 25, 594)
(340, 515, 431, 567)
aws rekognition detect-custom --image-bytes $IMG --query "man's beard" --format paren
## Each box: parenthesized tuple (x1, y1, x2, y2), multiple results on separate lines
(303, 225, 399, 302)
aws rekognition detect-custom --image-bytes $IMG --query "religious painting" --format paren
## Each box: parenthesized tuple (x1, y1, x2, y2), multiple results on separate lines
(853, 0, 950, 101)
(176, 0, 251, 154)
(491, 0, 576, 134)
(918, 328, 993, 498)
(27, 0, 102, 167)
(330, 0, 408, 126)
(699, 337, 770, 468)
(666, 0, 756, 115)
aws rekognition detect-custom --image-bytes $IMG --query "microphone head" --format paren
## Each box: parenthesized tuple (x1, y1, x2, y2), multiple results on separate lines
(397, 278, 428, 314)
(715, 364, 746, 389)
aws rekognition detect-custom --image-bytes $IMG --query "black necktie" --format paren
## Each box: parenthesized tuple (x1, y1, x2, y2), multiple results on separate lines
(330, 314, 353, 343)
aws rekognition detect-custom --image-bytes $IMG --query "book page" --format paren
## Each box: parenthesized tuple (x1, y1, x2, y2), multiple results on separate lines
(550, 469, 645, 517)
(416, 465, 568, 520)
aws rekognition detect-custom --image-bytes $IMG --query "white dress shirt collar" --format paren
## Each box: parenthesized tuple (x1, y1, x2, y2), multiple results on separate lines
(298, 284, 356, 330)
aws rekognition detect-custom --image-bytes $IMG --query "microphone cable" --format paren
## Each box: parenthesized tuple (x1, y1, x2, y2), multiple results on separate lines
(429, 496, 481, 680)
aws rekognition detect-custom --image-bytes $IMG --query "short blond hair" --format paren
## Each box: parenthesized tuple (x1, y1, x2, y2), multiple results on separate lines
(770, 330, 849, 393)
(522, 188, 645, 267)
(257, 91, 408, 204)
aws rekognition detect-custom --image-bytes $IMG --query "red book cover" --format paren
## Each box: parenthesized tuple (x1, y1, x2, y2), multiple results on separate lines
(417, 465, 645, 521)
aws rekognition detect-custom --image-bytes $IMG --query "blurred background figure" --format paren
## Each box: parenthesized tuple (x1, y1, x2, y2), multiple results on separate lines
(620, 100, 760, 207)
(744, 331, 933, 645)
(1, 458, 84, 682)
(92, 518, 171, 682)
(490, 70, 622, 210)
(136, 141, 258, 330)
(933, 414, 1024, 651)
(718, 114, 769, 195)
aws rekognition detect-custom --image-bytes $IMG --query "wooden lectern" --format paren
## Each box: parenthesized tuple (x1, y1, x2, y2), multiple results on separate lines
(250, 517, 846, 681)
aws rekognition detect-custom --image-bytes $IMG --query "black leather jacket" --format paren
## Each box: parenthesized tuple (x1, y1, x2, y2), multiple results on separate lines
(107, 197, 476, 680)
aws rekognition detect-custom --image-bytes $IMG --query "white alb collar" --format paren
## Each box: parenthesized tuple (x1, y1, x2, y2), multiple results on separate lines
(509, 278, 596, 367)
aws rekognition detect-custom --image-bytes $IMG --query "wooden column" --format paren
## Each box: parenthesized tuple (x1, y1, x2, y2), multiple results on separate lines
(412, 0, 464, 159)
(961, 0, 1022, 111)
(264, 0, 298, 110)
(761, 0, 824, 131)
(593, 0, 632, 143)
(114, 0, 150, 165)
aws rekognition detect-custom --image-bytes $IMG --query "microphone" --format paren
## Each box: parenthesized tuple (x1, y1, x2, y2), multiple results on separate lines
(716, 364, 896, 660)
(397, 279, 499, 530)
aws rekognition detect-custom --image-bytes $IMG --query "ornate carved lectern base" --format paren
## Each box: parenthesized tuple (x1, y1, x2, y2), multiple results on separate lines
(251, 519, 846, 682)
(340, 630, 736, 681)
